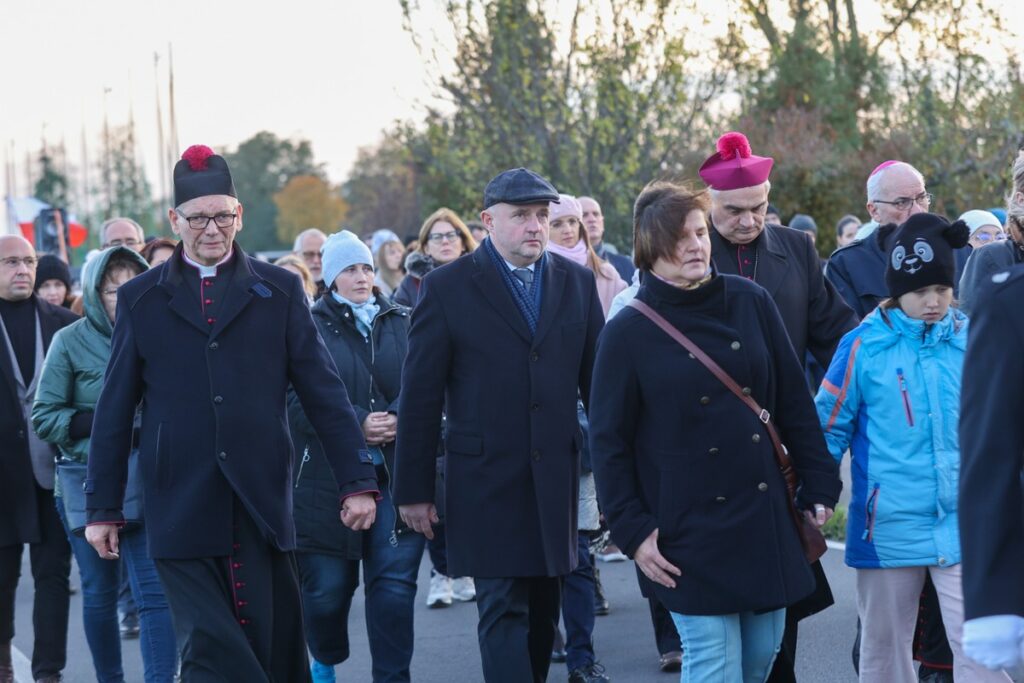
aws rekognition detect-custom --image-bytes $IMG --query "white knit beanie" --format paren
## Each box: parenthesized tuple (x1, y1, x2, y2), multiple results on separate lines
(321, 230, 374, 287)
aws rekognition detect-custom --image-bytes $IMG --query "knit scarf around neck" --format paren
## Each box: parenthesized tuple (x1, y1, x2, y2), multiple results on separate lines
(331, 292, 380, 337)
(546, 239, 588, 267)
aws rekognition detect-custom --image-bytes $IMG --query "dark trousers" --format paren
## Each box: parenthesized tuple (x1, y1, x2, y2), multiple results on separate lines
(562, 534, 596, 671)
(426, 522, 448, 577)
(475, 576, 561, 683)
(648, 595, 682, 655)
(153, 503, 310, 683)
(0, 485, 71, 680)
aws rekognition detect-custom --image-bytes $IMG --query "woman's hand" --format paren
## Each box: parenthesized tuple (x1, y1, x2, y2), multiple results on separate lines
(340, 493, 377, 531)
(362, 412, 397, 445)
(635, 529, 682, 589)
(804, 504, 834, 529)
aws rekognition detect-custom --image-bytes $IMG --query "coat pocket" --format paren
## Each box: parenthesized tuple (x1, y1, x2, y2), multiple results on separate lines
(445, 432, 483, 456)
(896, 369, 914, 427)
(862, 483, 880, 542)
(155, 422, 172, 489)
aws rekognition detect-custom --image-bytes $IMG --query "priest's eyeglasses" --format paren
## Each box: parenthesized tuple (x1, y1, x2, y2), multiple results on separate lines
(175, 209, 238, 231)
(872, 192, 933, 212)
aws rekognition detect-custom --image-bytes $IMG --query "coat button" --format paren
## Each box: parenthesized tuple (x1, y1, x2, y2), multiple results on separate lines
(531, 449, 541, 461)
(751, 434, 761, 443)
(758, 482, 768, 492)
(531, 403, 540, 411)
(214, 395, 223, 404)
(731, 341, 741, 350)
(209, 341, 219, 350)
(218, 451, 227, 461)
(699, 396, 711, 405)
(715, 496, 727, 503)
(17, 429, 25, 439)
(530, 352, 539, 362)
(742, 387, 752, 396)
(708, 447, 719, 455)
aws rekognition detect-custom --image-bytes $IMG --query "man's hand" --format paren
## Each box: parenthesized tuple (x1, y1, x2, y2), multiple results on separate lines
(399, 503, 439, 540)
(804, 504, 834, 529)
(85, 524, 121, 560)
(340, 493, 377, 531)
(362, 412, 397, 445)
(634, 529, 681, 588)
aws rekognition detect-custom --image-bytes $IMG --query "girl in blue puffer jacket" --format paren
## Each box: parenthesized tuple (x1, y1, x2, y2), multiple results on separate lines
(815, 213, 1009, 683)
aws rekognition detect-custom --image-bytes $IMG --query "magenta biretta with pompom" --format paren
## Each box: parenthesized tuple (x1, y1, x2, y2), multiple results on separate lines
(698, 132, 774, 191)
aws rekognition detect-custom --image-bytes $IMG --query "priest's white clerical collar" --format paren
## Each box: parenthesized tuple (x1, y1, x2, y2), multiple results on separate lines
(182, 248, 234, 278)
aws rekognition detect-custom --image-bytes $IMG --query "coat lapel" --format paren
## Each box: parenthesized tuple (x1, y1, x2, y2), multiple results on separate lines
(36, 297, 65, 353)
(754, 227, 789, 297)
(532, 256, 566, 348)
(470, 249, 532, 343)
(208, 249, 259, 340)
(0, 317, 17, 409)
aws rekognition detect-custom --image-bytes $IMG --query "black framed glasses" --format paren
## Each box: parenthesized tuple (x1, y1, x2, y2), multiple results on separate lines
(175, 209, 238, 231)
(872, 192, 933, 212)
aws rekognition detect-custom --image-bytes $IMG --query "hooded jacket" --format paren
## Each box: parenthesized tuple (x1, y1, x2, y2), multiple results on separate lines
(815, 306, 968, 569)
(32, 247, 149, 467)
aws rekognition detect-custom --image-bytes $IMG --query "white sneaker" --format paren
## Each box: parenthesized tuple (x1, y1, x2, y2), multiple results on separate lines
(596, 544, 628, 562)
(427, 572, 453, 608)
(452, 576, 476, 602)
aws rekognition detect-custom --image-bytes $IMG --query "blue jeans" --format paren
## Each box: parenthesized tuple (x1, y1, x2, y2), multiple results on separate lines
(55, 498, 177, 683)
(296, 488, 425, 683)
(670, 608, 786, 683)
(562, 533, 597, 671)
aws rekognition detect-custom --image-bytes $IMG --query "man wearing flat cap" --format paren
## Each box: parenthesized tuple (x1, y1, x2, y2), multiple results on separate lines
(699, 132, 857, 682)
(394, 168, 605, 683)
(84, 145, 378, 682)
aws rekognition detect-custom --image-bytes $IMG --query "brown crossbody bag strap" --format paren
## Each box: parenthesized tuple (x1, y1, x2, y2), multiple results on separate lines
(627, 298, 826, 562)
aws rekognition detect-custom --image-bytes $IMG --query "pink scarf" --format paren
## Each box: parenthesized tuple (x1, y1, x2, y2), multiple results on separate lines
(547, 239, 588, 266)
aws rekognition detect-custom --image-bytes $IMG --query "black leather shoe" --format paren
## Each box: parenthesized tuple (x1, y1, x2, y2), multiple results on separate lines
(568, 663, 610, 682)
(658, 651, 682, 673)
(917, 666, 953, 683)
(119, 611, 140, 639)
(552, 648, 568, 663)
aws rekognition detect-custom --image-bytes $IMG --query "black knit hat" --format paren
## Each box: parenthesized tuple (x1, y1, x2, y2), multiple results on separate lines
(877, 213, 969, 299)
(34, 254, 71, 291)
(173, 145, 236, 207)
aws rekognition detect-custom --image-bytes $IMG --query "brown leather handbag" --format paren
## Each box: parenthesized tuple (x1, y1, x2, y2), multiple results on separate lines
(627, 299, 827, 563)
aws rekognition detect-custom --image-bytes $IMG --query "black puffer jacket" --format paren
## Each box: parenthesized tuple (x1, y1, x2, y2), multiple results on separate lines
(288, 291, 410, 558)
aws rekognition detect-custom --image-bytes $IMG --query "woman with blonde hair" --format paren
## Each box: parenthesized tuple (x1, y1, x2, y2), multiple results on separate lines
(275, 254, 317, 305)
(394, 208, 477, 307)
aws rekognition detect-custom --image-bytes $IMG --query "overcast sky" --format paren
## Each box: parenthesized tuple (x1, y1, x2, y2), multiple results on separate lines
(3, 0, 1022, 219)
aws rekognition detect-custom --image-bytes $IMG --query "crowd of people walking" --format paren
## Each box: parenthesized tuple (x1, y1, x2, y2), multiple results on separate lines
(0, 132, 1022, 683)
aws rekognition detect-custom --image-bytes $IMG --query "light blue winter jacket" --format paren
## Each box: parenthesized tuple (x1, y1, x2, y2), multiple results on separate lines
(814, 306, 968, 569)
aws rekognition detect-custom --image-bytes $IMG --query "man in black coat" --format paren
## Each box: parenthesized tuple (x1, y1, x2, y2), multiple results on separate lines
(700, 132, 857, 683)
(579, 196, 636, 282)
(85, 146, 378, 682)
(394, 168, 605, 683)
(959, 265, 1024, 673)
(0, 235, 76, 683)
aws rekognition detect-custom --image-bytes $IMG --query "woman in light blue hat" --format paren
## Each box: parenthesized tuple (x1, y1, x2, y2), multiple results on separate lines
(288, 230, 424, 683)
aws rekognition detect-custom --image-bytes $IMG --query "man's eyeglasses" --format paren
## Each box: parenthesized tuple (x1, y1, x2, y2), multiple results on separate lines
(300, 250, 322, 261)
(0, 256, 38, 269)
(872, 192, 933, 212)
(175, 209, 238, 231)
(427, 231, 460, 244)
(105, 238, 142, 248)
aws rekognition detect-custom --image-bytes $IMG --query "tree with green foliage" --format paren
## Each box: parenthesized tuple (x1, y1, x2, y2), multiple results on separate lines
(34, 149, 70, 209)
(342, 127, 425, 240)
(223, 132, 324, 252)
(397, 0, 729, 248)
(105, 125, 156, 236)
(273, 175, 349, 245)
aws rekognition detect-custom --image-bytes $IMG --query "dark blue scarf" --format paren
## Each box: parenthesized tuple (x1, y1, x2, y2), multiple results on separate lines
(483, 237, 545, 334)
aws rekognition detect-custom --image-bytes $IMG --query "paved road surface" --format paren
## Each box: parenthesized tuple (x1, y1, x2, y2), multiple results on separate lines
(14, 542, 859, 682)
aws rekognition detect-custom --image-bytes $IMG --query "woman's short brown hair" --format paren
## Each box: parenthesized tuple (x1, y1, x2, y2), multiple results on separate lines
(417, 208, 478, 255)
(633, 182, 710, 271)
